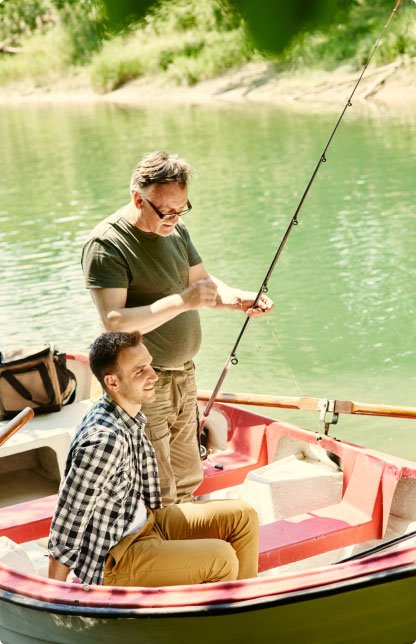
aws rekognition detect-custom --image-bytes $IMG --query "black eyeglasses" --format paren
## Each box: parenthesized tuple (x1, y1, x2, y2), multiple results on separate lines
(143, 197, 192, 220)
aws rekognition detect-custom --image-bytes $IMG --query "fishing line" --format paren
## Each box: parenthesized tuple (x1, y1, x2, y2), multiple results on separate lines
(269, 327, 302, 395)
(201, 0, 403, 429)
(268, 322, 321, 432)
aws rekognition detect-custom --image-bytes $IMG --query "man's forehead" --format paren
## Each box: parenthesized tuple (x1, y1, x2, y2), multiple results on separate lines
(149, 182, 187, 200)
(121, 343, 152, 366)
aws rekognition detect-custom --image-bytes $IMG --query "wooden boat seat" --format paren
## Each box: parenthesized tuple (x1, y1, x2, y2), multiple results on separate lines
(258, 453, 384, 571)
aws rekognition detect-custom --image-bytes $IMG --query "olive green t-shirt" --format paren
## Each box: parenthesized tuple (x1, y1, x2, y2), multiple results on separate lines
(82, 209, 202, 367)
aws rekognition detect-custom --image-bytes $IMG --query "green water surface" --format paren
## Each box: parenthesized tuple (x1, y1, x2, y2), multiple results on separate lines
(0, 101, 415, 458)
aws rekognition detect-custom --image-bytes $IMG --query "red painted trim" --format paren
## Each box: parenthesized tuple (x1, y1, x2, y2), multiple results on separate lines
(0, 495, 56, 543)
(65, 353, 89, 364)
(0, 547, 415, 610)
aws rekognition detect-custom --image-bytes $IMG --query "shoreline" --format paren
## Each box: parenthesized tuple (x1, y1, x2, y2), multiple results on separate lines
(0, 59, 415, 114)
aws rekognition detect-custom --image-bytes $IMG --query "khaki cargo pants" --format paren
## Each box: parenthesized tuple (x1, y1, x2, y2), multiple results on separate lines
(103, 500, 259, 587)
(141, 361, 203, 505)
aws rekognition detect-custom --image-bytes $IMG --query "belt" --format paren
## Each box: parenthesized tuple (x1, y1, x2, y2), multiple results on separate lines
(153, 361, 193, 372)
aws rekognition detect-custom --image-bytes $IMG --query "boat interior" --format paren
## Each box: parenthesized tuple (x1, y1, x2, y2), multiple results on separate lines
(0, 354, 415, 581)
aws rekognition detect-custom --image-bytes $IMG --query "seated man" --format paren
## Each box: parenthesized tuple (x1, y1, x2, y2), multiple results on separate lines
(48, 331, 259, 587)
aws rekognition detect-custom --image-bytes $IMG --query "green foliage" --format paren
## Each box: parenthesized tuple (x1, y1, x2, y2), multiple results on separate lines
(90, 0, 254, 92)
(142, 0, 241, 34)
(0, 22, 73, 84)
(0, 0, 107, 63)
(0, 0, 55, 42)
(100, 0, 340, 55)
(54, 0, 107, 64)
(90, 45, 144, 92)
(231, 0, 338, 55)
(0, 0, 414, 90)
(277, 1, 416, 71)
(164, 30, 253, 85)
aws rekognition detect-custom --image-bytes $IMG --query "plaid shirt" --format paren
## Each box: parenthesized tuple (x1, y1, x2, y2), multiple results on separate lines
(48, 394, 162, 585)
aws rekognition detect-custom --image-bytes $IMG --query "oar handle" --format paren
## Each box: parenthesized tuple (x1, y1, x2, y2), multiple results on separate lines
(349, 401, 416, 419)
(197, 391, 416, 420)
(0, 407, 34, 447)
(198, 390, 313, 410)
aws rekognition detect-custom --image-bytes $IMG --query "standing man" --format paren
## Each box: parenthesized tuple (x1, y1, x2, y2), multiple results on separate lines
(48, 332, 259, 587)
(82, 151, 273, 505)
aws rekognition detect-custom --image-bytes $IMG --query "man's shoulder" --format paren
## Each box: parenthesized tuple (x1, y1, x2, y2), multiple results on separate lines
(85, 209, 130, 245)
(74, 397, 120, 442)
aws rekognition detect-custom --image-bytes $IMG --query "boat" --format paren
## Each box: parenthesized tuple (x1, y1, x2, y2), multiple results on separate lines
(0, 352, 415, 644)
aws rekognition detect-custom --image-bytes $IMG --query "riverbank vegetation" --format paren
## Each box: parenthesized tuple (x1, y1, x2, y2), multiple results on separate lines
(0, 0, 414, 93)
(90, 0, 254, 91)
(280, 1, 416, 71)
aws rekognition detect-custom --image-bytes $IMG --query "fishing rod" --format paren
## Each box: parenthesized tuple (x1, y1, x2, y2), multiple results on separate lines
(200, 0, 403, 430)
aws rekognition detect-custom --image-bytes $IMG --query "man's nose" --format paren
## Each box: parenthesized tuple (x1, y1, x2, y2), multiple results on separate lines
(147, 366, 158, 381)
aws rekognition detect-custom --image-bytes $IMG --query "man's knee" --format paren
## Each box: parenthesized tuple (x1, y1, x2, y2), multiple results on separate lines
(206, 540, 239, 582)
(224, 499, 259, 529)
(239, 500, 259, 525)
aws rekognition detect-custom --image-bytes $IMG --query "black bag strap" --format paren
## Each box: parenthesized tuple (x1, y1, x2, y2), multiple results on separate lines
(2, 363, 55, 407)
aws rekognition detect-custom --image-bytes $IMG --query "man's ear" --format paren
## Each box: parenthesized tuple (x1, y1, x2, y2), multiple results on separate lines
(132, 191, 143, 209)
(104, 373, 118, 392)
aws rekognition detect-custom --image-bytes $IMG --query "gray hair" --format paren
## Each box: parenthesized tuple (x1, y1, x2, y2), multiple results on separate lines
(130, 151, 193, 193)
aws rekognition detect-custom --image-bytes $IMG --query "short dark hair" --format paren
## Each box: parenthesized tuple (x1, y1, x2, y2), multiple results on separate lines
(130, 150, 193, 192)
(89, 331, 142, 389)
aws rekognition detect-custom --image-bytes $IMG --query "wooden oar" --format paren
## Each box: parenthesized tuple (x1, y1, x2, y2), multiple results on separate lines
(0, 407, 34, 447)
(197, 391, 416, 420)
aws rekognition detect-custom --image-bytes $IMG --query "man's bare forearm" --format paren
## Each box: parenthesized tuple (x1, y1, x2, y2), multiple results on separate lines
(48, 555, 71, 582)
(105, 293, 188, 333)
(97, 280, 218, 334)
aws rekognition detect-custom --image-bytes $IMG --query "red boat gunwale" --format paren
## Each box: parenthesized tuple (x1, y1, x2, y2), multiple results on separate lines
(0, 547, 415, 614)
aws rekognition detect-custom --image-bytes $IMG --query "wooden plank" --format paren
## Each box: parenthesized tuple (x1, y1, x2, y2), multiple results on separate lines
(198, 391, 416, 420)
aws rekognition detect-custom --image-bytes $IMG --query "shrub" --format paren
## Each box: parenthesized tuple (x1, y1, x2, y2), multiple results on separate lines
(89, 0, 254, 91)
(90, 45, 144, 92)
(0, 0, 55, 43)
(277, 1, 416, 71)
(0, 23, 73, 85)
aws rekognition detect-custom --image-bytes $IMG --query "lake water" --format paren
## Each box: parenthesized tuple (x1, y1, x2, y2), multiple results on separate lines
(1, 100, 415, 458)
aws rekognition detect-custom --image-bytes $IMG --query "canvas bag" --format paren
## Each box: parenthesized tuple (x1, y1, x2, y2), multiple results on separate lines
(0, 344, 77, 421)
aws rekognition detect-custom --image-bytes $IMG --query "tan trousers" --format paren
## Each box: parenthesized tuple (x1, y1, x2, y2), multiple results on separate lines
(103, 500, 259, 587)
(141, 362, 203, 505)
